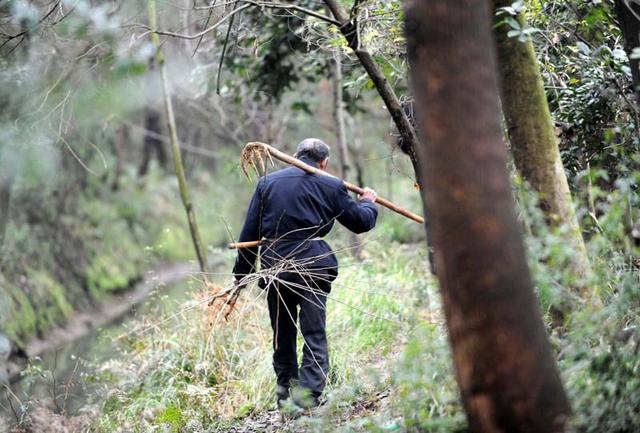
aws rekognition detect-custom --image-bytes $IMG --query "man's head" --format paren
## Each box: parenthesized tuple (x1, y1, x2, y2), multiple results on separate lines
(295, 138, 330, 169)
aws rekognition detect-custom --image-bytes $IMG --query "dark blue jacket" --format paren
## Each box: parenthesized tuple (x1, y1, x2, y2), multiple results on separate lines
(233, 156, 378, 285)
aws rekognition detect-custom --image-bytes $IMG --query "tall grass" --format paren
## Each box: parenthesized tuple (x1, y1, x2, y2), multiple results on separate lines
(91, 165, 638, 432)
(90, 236, 457, 432)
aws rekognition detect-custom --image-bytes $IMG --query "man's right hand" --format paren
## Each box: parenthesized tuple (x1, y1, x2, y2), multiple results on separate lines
(359, 187, 378, 202)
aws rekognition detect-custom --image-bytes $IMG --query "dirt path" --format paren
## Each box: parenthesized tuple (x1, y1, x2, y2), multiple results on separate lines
(223, 391, 392, 433)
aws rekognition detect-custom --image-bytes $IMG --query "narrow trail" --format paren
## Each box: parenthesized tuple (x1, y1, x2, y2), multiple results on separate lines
(225, 391, 392, 433)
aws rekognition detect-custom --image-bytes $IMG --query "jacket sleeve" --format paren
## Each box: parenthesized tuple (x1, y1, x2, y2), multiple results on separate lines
(334, 183, 378, 233)
(232, 180, 263, 279)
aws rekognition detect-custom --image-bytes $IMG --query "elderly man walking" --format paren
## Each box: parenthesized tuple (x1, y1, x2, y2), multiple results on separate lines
(233, 138, 378, 411)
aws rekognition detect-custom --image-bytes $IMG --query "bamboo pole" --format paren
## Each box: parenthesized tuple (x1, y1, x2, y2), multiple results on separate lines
(243, 142, 425, 225)
(228, 240, 262, 249)
(149, 0, 208, 273)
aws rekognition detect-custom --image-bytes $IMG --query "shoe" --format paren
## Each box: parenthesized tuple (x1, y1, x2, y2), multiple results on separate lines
(276, 384, 290, 409)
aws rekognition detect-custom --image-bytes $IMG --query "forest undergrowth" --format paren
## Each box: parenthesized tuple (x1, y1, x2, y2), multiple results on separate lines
(85, 168, 639, 433)
(89, 239, 461, 433)
(1, 164, 637, 433)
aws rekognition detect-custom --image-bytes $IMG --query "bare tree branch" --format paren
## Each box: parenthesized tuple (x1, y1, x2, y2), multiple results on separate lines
(135, 0, 339, 40)
(1, 1, 69, 42)
(236, 1, 339, 26)
(136, 3, 252, 40)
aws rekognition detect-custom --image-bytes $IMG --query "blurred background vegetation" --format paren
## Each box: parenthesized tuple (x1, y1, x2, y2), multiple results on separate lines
(0, 0, 638, 432)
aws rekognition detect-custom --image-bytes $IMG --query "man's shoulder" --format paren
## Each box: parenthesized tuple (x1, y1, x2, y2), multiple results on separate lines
(260, 167, 345, 199)
(262, 166, 298, 182)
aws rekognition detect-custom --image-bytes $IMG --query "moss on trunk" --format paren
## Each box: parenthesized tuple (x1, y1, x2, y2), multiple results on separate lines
(492, 1, 593, 298)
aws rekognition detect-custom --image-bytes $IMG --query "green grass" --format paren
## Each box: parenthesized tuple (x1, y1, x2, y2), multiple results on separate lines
(91, 239, 448, 432)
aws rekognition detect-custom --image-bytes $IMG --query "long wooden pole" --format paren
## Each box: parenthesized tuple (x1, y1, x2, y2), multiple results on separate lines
(149, 0, 208, 273)
(246, 142, 425, 224)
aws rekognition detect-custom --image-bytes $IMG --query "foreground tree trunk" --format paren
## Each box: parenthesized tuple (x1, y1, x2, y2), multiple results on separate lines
(404, 1, 570, 432)
(492, 1, 592, 296)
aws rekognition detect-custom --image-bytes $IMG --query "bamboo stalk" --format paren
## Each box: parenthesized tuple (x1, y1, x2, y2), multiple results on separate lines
(244, 142, 425, 224)
(228, 240, 262, 249)
(149, 0, 208, 273)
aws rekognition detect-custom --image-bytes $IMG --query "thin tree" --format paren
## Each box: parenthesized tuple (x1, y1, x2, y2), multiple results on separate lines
(333, 49, 365, 259)
(0, 167, 14, 250)
(148, 0, 208, 274)
(492, 1, 593, 297)
(405, 1, 570, 432)
(332, 50, 351, 180)
(322, 0, 422, 181)
(138, 108, 167, 177)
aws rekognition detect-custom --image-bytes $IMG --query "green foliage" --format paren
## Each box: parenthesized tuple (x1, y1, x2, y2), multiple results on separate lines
(394, 325, 465, 433)
(530, 0, 638, 181)
(0, 280, 37, 346)
(156, 405, 185, 432)
(562, 284, 640, 433)
(515, 164, 639, 432)
(497, 1, 541, 42)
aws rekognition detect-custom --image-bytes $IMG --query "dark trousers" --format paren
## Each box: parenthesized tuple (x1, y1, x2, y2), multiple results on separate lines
(266, 274, 330, 397)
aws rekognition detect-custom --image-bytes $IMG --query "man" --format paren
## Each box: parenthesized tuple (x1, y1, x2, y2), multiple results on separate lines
(232, 138, 378, 411)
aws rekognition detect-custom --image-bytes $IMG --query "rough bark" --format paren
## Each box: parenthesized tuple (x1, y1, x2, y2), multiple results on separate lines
(149, 0, 208, 274)
(404, 1, 570, 432)
(614, 0, 640, 103)
(492, 1, 592, 294)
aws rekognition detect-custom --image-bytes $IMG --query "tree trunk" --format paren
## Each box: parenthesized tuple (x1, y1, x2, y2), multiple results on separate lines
(404, 1, 570, 432)
(112, 124, 127, 191)
(614, 0, 640, 103)
(332, 50, 351, 180)
(138, 108, 167, 177)
(492, 1, 592, 296)
(149, 0, 208, 275)
(333, 49, 364, 259)
(0, 169, 14, 250)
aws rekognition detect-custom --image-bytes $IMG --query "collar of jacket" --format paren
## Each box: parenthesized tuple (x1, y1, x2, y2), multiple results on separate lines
(297, 155, 320, 168)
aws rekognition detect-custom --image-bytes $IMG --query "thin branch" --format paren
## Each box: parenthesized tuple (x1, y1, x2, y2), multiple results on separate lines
(236, 0, 339, 26)
(192, 5, 215, 56)
(1, 1, 68, 42)
(216, 0, 239, 94)
(135, 0, 338, 41)
(136, 3, 252, 40)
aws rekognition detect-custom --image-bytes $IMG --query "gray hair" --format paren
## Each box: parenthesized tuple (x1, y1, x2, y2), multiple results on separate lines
(295, 138, 330, 163)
